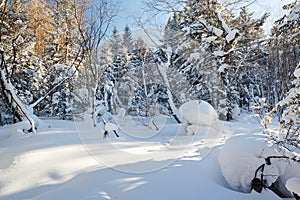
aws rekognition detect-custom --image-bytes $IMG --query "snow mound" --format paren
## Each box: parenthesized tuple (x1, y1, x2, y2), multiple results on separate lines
(178, 100, 218, 126)
(286, 178, 300, 196)
(219, 134, 287, 193)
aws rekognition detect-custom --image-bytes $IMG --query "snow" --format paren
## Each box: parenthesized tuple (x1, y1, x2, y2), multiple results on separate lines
(294, 67, 300, 78)
(226, 29, 239, 43)
(0, 114, 297, 200)
(198, 19, 223, 37)
(103, 121, 118, 132)
(215, 12, 238, 43)
(188, 52, 201, 61)
(204, 36, 217, 43)
(213, 50, 226, 57)
(219, 133, 299, 195)
(178, 100, 218, 126)
(217, 63, 230, 73)
(54, 63, 66, 71)
(286, 178, 300, 196)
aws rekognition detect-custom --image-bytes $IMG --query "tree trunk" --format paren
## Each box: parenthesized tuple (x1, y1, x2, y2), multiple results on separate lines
(155, 55, 182, 124)
(0, 55, 36, 133)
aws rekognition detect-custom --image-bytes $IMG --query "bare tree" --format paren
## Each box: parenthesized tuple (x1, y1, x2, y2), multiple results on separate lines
(75, 0, 120, 126)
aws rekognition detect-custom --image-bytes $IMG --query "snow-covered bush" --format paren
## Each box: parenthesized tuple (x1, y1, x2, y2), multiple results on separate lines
(178, 100, 220, 135)
(219, 133, 300, 197)
(178, 100, 218, 126)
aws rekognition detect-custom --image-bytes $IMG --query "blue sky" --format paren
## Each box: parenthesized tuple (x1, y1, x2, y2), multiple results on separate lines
(115, 0, 144, 31)
(115, 0, 295, 34)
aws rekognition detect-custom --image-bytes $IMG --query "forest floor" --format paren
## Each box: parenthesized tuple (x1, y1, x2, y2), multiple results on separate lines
(0, 113, 293, 200)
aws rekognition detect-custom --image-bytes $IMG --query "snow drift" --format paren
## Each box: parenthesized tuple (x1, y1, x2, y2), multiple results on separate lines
(286, 178, 300, 196)
(219, 133, 300, 197)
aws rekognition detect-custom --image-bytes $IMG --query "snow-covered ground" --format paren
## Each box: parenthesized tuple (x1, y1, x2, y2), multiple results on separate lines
(0, 113, 297, 200)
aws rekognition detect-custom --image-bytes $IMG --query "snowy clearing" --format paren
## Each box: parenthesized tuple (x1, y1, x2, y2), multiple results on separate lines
(0, 114, 297, 200)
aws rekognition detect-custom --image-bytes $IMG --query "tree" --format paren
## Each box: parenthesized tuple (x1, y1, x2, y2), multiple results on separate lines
(230, 6, 269, 113)
(163, 13, 181, 52)
(266, 1, 299, 115)
(0, 0, 37, 131)
(77, 0, 119, 125)
(263, 1, 300, 152)
(277, 64, 300, 150)
(0, 0, 87, 128)
(122, 25, 134, 54)
(169, 0, 241, 120)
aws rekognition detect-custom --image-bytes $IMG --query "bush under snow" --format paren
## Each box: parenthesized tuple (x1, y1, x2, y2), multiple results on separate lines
(218, 133, 300, 195)
(178, 100, 218, 126)
(178, 100, 220, 135)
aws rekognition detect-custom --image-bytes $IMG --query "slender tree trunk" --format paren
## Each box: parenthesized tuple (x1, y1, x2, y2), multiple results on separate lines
(155, 55, 182, 123)
(141, 61, 148, 97)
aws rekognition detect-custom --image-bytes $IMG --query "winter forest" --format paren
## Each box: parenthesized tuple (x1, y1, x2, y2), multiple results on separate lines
(0, 0, 300, 199)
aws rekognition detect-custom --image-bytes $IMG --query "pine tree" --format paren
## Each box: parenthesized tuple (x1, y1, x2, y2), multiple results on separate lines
(123, 25, 134, 55)
(172, 0, 240, 120)
(0, 1, 38, 130)
(0, 1, 33, 123)
(97, 27, 129, 114)
(163, 13, 181, 51)
(40, 0, 85, 119)
(264, 2, 300, 150)
(278, 64, 300, 149)
(231, 6, 269, 114)
(266, 1, 299, 113)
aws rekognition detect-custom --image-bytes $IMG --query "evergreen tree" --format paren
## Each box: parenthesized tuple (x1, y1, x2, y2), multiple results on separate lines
(278, 64, 300, 149)
(123, 25, 134, 55)
(0, 0, 35, 124)
(172, 0, 240, 120)
(265, 1, 299, 118)
(97, 27, 129, 114)
(264, 2, 300, 150)
(232, 6, 269, 113)
(41, 0, 85, 119)
(163, 13, 181, 51)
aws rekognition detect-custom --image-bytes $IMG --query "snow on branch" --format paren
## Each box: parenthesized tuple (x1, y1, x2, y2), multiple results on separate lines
(198, 19, 223, 37)
(217, 64, 230, 73)
(216, 12, 239, 43)
(1, 68, 36, 133)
